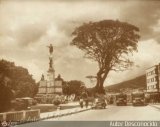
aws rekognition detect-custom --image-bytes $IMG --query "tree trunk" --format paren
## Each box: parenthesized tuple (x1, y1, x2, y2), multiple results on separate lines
(95, 69, 109, 94)
(95, 74, 104, 94)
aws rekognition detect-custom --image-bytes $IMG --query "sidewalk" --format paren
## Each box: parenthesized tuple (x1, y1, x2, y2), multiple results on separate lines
(60, 101, 79, 106)
(149, 103, 160, 110)
(40, 102, 91, 120)
(11, 103, 91, 126)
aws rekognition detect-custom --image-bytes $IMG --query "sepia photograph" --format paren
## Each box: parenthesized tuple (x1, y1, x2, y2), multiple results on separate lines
(0, 0, 160, 127)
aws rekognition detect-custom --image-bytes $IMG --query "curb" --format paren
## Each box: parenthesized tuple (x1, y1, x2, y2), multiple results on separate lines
(149, 104, 160, 110)
(16, 107, 92, 125)
(42, 107, 92, 120)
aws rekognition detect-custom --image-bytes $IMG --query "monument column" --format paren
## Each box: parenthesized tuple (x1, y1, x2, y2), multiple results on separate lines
(47, 44, 55, 94)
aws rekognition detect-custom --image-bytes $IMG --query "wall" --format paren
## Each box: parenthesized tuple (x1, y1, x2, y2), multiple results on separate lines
(0, 109, 40, 121)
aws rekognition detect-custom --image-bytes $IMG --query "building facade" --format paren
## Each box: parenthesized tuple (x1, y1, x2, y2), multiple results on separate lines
(38, 74, 63, 95)
(146, 63, 160, 93)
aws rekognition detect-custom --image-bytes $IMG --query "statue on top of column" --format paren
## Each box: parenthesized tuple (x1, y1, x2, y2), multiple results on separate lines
(41, 74, 45, 81)
(47, 44, 53, 54)
(49, 57, 53, 68)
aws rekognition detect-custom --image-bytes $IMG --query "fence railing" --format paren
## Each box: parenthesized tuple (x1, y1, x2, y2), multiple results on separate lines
(0, 109, 40, 122)
(0, 113, 4, 121)
(25, 110, 40, 121)
(6, 111, 24, 121)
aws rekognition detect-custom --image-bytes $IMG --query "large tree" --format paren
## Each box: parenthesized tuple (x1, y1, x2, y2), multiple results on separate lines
(0, 59, 38, 98)
(0, 75, 14, 112)
(71, 20, 140, 93)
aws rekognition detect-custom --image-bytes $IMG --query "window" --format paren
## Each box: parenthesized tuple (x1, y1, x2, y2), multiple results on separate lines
(153, 70, 155, 74)
(151, 70, 155, 75)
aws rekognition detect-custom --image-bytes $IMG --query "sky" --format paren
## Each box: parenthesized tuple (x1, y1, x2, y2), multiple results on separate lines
(0, 0, 160, 87)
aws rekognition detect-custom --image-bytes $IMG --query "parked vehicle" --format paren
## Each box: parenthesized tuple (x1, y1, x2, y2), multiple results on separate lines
(92, 98, 107, 109)
(21, 97, 37, 106)
(12, 98, 29, 111)
(12, 97, 37, 111)
(115, 93, 127, 106)
(131, 92, 145, 106)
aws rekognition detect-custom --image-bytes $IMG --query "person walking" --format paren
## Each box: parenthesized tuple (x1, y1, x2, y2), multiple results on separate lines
(85, 98, 89, 108)
(79, 98, 83, 108)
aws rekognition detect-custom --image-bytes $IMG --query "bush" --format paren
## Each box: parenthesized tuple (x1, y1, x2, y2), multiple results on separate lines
(53, 100, 61, 106)
(32, 100, 37, 105)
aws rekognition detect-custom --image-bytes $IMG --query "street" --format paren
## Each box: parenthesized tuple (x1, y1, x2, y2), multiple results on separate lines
(16, 105, 160, 127)
(46, 105, 160, 121)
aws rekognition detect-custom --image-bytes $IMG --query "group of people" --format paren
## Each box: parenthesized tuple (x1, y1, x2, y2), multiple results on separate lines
(79, 92, 89, 108)
(78, 92, 108, 109)
(79, 98, 89, 108)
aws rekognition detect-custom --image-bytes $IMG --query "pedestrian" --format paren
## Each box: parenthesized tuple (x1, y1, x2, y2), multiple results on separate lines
(85, 98, 89, 108)
(95, 97, 98, 103)
(79, 98, 83, 108)
(105, 99, 108, 105)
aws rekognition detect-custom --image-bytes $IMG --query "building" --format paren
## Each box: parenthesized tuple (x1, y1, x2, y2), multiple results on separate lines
(54, 74, 63, 94)
(38, 74, 63, 95)
(35, 44, 63, 103)
(146, 64, 160, 93)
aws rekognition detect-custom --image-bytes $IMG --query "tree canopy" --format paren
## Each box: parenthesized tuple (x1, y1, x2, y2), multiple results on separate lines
(71, 20, 140, 93)
(0, 75, 14, 112)
(0, 59, 38, 98)
(62, 80, 85, 96)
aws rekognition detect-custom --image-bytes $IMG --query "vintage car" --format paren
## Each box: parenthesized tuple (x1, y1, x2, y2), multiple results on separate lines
(115, 93, 127, 106)
(131, 92, 145, 106)
(11, 98, 29, 111)
(12, 97, 37, 111)
(92, 98, 107, 109)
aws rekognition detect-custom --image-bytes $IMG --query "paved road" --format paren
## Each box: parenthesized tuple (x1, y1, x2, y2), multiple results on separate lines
(46, 105, 160, 121)
(17, 105, 160, 127)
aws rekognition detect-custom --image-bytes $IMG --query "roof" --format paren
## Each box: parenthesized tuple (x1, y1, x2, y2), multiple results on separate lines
(55, 74, 63, 81)
(20, 97, 33, 100)
(146, 64, 159, 71)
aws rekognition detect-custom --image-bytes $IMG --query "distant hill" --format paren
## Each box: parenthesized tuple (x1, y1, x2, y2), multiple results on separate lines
(105, 75, 146, 92)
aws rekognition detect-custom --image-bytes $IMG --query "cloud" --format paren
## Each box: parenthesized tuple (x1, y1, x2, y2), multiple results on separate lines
(12, 22, 47, 47)
(105, 39, 160, 85)
(119, 1, 160, 42)
(0, 0, 160, 86)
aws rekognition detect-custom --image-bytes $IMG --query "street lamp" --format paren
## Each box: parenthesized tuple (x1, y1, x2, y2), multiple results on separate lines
(86, 75, 97, 86)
